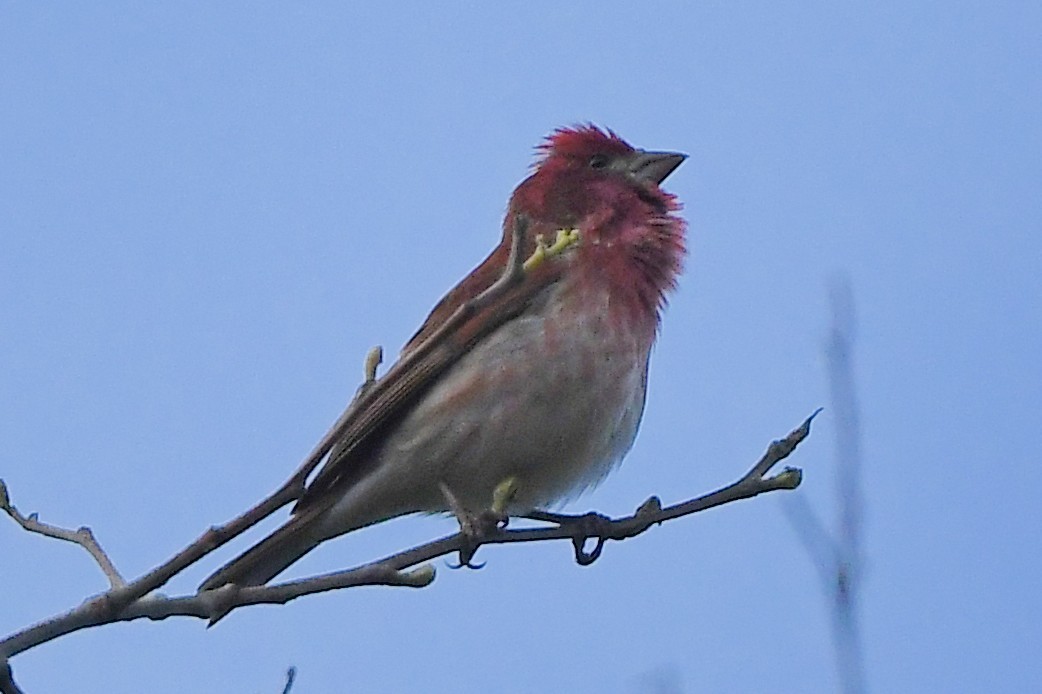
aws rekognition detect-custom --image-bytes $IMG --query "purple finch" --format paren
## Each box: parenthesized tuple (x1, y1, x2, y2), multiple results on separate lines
(201, 125, 686, 589)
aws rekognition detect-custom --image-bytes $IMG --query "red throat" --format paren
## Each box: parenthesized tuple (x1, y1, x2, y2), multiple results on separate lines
(516, 126, 687, 329)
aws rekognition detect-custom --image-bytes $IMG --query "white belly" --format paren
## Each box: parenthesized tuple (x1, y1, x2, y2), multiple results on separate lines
(321, 281, 653, 535)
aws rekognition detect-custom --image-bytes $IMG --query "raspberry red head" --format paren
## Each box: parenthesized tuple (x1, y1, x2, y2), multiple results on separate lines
(513, 124, 686, 229)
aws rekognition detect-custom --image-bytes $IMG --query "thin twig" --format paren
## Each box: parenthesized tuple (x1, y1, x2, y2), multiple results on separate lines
(781, 493, 839, 590)
(0, 480, 125, 589)
(281, 666, 297, 694)
(0, 411, 817, 658)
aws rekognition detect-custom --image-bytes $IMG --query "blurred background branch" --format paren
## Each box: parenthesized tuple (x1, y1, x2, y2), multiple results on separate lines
(784, 277, 867, 694)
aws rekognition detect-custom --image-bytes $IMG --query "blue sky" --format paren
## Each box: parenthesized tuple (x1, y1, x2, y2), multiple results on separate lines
(2, 2, 1039, 692)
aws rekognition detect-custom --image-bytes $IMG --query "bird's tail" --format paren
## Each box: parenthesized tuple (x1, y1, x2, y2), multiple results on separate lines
(199, 515, 322, 591)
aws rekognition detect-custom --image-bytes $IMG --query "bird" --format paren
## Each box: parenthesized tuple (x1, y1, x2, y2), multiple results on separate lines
(200, 125, 687, 590)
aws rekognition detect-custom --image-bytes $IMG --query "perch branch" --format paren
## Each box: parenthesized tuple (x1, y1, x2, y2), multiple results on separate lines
(0, 410, 817, 659)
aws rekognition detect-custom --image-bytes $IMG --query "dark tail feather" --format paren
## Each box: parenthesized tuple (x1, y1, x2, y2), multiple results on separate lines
(199, 516, 321, 591)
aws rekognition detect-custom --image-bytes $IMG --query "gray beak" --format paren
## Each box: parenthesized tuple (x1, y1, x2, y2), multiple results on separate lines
(626, 149, 687, 184)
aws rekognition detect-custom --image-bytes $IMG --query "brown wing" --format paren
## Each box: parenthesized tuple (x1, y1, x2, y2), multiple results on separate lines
(295, 217, 567, 512)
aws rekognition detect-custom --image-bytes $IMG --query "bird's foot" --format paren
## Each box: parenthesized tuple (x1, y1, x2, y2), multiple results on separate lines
(439, 479, 516, 569)
(527, 496, 661, 565)
(526, 509, 617, 566)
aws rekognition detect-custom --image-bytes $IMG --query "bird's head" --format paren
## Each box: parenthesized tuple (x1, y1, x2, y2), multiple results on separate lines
(401, 125, 688, 353)
(510, 124, 686, 230)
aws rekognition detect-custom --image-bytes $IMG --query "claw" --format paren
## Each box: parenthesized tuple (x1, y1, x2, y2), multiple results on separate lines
(447, 556, 486, 571)
(569, 512, 613, 566)
(529, 510, 615, 566)
(439, 481, 513, 570)
(573, 534, 606, 566)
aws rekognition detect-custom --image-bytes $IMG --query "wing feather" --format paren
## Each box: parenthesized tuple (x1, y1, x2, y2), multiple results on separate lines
(295, 218, 568, 512)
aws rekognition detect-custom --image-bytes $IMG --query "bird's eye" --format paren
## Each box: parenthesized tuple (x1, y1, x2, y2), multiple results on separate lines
(588, 154, 610, 169)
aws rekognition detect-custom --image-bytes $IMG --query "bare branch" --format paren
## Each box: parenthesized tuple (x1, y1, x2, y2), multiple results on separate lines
(0, 411, 817, 661)
(825, 279, 867, 694)
(0, 479, 125, 589)
(784, 277, 867, 694)
(0, 655, 24, 694)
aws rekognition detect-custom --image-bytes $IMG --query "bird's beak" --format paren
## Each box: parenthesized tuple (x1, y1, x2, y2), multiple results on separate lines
(626, 149, 687, 184)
